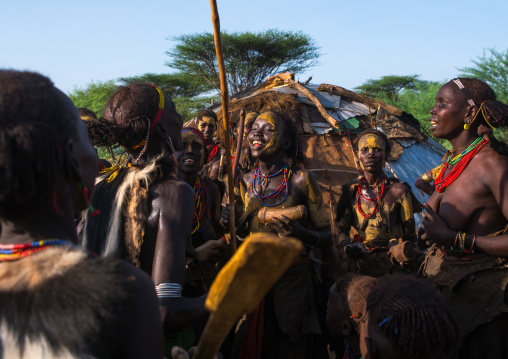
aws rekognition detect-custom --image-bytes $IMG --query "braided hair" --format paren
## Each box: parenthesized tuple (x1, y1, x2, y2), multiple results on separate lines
(0, 70, 78, 220)
(334, 273, 377, 333)
(449, 78, 508, 157)
(82, 84, 179, 261)
(365, 274, 457, 357)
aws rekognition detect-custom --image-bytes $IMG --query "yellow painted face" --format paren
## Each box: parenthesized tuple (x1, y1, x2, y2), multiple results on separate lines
(358, 133, 386, 159)
(257, 111, 282, 155)
(198, 116, 217, 139)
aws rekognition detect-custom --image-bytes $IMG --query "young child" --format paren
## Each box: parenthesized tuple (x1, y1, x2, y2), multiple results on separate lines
(327, 274, 377, 359)
(359, 275, 457, 359)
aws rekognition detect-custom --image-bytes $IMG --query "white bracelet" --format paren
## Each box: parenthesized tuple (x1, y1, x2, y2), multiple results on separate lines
(155, 283, 182, 299)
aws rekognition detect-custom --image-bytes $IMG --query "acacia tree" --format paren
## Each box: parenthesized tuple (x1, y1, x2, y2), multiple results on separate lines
(354, 75, 421, 102)
(68, 80, 118, 118)
(118, 72, 212, 98)
(458, 48, 508, 103)
(166, 29, 320, 94)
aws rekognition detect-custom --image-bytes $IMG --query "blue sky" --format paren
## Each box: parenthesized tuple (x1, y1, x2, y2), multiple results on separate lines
(2, 0, 507, 94)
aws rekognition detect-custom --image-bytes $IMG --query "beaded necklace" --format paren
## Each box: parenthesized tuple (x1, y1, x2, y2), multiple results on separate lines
(251, 163, 291, 207)
(0, 239, 76, 262)
(435, 138, 488, 193)
(356, 175, 386, 219)
(191, 176, 208, 234)
(446, 137, 483, 166)
(207, 142, 219, 163)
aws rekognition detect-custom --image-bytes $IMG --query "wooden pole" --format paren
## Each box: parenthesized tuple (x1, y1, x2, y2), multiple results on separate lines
(288, 79, 341, 129)
(232, 110, 245, 179)
(210, 0, 236, 253)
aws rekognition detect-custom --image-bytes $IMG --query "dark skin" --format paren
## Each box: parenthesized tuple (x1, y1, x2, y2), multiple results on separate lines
(198, 117, 221, 179)
(326, 283, 361, 355)
(175, 132, 227, 264)
(359, 311, 438, 359)
(421, 82, 508, 256)
(415, 172, 435, 196)
(223, 113, 332, 247)
(0, 92, 163, 358)
(357, 138, 415, 242)
(113, 93, 206, 333)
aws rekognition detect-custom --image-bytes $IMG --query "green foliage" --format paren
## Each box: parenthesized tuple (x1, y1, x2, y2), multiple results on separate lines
(373, 80, 450, 147)
(355, 75, 421, 102)
(118, 72, 212, 98)
(166, 29, 320, 94)
(173, 96, 218, 122)
(458, 48, 508, 103)
(68, 80, 118, 118)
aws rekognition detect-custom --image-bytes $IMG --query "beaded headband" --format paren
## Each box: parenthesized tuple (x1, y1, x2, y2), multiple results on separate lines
(149, 84, 165, 134)
(182, 128, 206, 145)
(452, 79, 476, 107)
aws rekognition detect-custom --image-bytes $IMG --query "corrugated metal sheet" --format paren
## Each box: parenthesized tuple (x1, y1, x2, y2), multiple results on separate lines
(270, 84, 373, 122)
(383, 140, 445, 227)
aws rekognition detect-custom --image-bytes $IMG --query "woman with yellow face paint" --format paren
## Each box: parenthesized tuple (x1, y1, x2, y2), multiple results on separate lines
(224, 111, 332, 359)
(336, 129, 417, 277)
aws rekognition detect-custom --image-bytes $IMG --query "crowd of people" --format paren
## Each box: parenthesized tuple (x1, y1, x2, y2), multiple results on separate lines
(1, 69, 508, 359)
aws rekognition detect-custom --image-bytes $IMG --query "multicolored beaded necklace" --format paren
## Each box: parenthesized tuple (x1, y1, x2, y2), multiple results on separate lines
(356, 175, 386, 219)
(445, 137, 484, 165)
(206, 142, 219, 163)
(0, 239, 76, 262)
(251, 163, 291, 207)
(435, 138, 488, 193)
(191, 176, 209, 234)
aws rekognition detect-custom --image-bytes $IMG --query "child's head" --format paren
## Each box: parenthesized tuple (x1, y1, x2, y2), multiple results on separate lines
(327, 274, 377, 338)
(359, 274, 457, 359)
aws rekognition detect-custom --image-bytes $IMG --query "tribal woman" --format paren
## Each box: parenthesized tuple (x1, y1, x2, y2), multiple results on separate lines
(175, 128, 227, 297)
(224, 111, 332, 359)
(420, 78, 508, 359)
(0, 70, 162, 358)
(336, 129, 416, 277)
(81, 83, 206, 344)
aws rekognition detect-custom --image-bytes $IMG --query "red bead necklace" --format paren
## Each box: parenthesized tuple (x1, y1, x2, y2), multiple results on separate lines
(356, 176, 386, 219)
(434, 138, 488, 193)
(206, 142, 219, 163)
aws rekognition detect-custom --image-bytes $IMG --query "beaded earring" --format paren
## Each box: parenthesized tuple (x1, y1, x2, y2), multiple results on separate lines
(79, 182, 100, 216)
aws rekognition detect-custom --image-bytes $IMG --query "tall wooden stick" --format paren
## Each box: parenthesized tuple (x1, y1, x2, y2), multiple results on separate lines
(210, 0, 236, 253)
(365, 87, 374, 128)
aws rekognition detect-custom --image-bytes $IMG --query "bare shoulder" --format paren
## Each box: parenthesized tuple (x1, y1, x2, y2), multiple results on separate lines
(292, 168, 320, 194)
(152, 177, 194, 203)
(387, 180, 410, 198)
(118, 260, 155, 300)
(476, 146, 508, 185)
